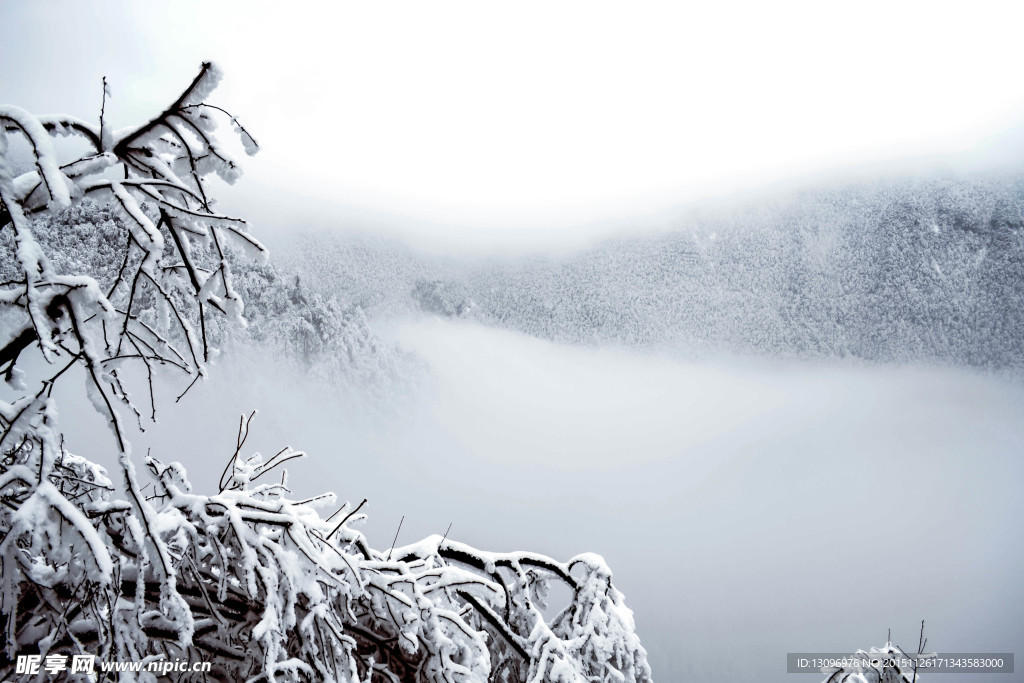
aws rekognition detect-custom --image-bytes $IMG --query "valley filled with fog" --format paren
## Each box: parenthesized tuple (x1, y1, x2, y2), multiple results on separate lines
(44, 172, 1024, 681)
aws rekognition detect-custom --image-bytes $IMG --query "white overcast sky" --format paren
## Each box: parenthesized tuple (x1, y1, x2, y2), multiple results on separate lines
(3, 0, 1024, 250)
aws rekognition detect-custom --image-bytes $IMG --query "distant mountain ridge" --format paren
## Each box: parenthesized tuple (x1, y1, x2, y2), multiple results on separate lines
(269, 173, 1024, 369)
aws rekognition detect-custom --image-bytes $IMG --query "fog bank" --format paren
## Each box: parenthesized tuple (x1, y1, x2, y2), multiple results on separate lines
(52, 317, 1023, 682)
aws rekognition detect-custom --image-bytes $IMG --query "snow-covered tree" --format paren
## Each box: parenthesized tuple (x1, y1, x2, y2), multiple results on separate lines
(413, 278, 476, 318)
(0, 64, 651, 681)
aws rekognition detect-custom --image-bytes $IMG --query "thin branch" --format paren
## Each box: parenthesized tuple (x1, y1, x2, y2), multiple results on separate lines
(328, 498, 367, 539)
(386, 515, 404, 562)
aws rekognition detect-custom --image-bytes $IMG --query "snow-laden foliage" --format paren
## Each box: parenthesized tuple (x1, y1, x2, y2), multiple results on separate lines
(0, 65, 651, 681)
(819, 643, 926, 683)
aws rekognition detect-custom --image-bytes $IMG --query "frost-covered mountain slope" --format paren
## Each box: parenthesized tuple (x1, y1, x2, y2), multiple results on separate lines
(0, 201, 414, 396)
(276, 173, 1024, 369)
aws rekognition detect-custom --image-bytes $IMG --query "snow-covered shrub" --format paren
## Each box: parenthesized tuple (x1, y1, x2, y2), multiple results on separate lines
(819, 643, 925, 683)
(0, 411, 653, 681)
(0, 64, 651, 681)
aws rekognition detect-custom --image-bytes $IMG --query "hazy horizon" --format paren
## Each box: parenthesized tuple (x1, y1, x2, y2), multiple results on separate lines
(5, 1, 1024, 252)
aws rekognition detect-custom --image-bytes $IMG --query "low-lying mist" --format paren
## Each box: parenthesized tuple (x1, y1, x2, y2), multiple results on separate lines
(52, 313, 1024, 683)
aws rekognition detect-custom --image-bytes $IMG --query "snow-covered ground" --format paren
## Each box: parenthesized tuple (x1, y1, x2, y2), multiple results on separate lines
(58, 314, 1023, 682)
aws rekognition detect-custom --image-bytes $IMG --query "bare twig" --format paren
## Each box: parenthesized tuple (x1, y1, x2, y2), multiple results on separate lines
(328, 498, 367, 539)
(386, 515, 404, 562)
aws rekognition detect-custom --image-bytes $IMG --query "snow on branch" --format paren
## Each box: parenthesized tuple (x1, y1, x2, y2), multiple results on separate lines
(1, 62, 266, 441)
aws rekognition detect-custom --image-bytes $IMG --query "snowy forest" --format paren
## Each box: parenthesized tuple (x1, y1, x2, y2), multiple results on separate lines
(3, 6, 1024, 682)
(270, 173, 1024, 370)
